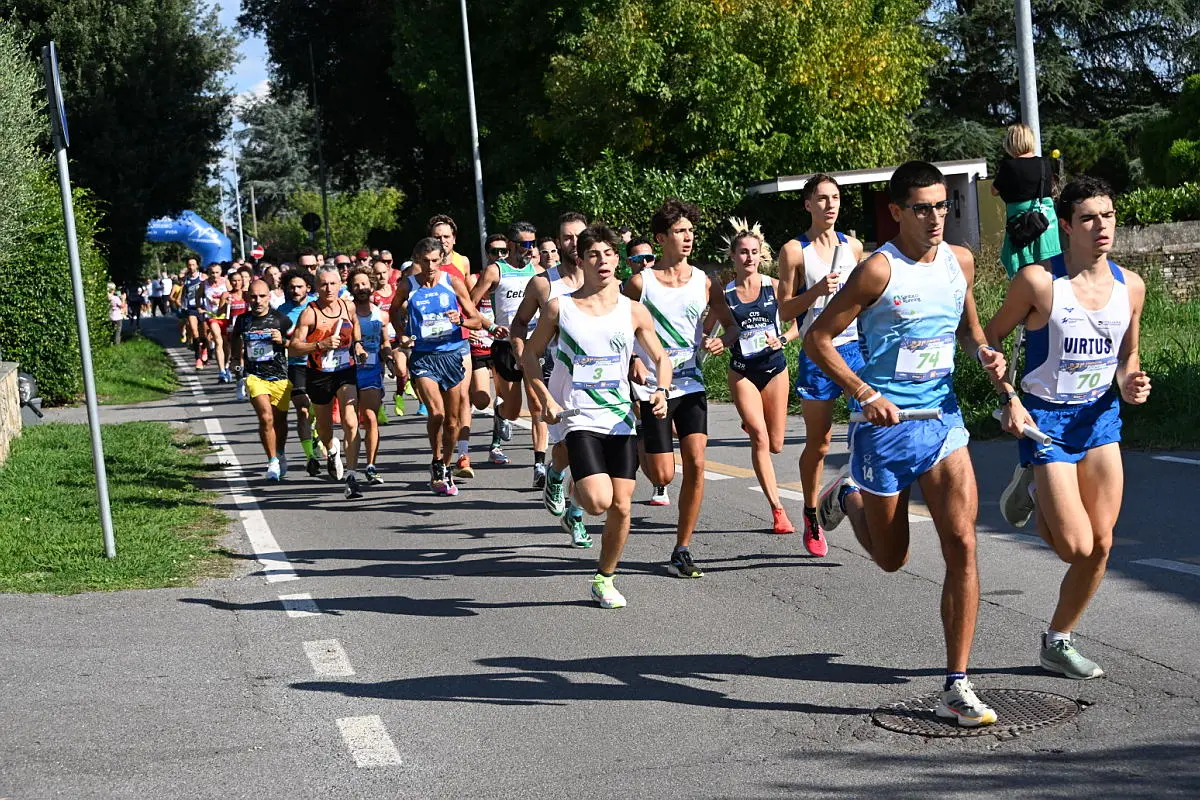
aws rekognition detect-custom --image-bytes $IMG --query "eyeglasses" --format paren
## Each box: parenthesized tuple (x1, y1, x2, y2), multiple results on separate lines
(903, 199, 956, 218)
(629, 254, 656, 265)
(489, 248, 509, 256)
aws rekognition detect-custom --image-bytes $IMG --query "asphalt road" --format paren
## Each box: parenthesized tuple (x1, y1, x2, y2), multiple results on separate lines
(3, 318, 1198, 798)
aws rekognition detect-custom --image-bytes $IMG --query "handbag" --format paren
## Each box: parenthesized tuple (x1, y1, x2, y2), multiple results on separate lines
(1005, 159, 1050, 249)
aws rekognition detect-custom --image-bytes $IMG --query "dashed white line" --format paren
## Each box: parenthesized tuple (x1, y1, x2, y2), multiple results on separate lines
(202, 417, 297, 582)
(990, 532, 1049, 548)
(1133, 558, 1200, 578)
(303, 639, 355, 676)
(337, 716, 403, 767)
(279, 593, 321, 618)
(199, 405, 214, 412)
(1152, 455, 1200, 466)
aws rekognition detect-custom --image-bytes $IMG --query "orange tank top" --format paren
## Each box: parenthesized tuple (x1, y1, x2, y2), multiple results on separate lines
(307, 300, 355, 372)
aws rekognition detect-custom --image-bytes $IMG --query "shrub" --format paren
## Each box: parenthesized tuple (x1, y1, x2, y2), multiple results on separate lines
(1116, 183, 1200, 226)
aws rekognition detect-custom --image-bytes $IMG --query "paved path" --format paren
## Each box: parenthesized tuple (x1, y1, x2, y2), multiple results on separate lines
(2, 318, 1198, 798)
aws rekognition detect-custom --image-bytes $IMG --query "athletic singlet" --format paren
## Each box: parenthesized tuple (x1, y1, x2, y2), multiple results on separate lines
(227, 291, 247, 322)
(182, 275, 203, 309)
(436, 261, 469, 342)
(1022, 255, 1130, 405)
(724, 276, 782, 362)
(371, 287, 395, 314)
(492, 260, 539, 327)
(633, 266, 708, 397)
(472, 296, 495, 357)
(279, 298, 311, 367)
(201, 278, 228, 316)
(356, 305, 387, 374)
(856, 241, 966, 410)
(268, 289, 286, 309)
(407, 272, 467, 354)
(306, 300, 355, 372)
(796, 232, 857, 344)
(549, 294, 636, 436)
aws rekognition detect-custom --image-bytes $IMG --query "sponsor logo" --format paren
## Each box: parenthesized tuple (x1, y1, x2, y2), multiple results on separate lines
(609, 332, 628, 353)
(1062, 336, 1113, 356)
(685, 303, 703, 324)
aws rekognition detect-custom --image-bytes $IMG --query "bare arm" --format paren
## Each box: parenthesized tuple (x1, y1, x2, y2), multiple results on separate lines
(521, 299, 561, 418)
(469, 264, 499, 307)
(287, 306, 320, 357)
(1117, 269, 1150, 404)
(774, 239, 802, 306)
(449, 274, 484, 330)
(509, 275, 549, 360)
(632, 300, 671, 419)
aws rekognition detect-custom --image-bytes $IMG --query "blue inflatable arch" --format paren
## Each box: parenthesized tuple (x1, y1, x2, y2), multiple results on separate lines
(146, 211, 233, 265)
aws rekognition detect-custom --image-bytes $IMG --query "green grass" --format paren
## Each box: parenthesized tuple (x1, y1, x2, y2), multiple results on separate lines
(0, 422, 231, 594)
(92, 333, 178, 404)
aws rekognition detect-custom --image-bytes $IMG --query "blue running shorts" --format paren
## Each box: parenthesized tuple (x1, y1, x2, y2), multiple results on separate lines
(411, 349, 466, 392)
(849, 399, 969, 496)
(1018, 390, 1122, 466)
(796, 340, 863, 402)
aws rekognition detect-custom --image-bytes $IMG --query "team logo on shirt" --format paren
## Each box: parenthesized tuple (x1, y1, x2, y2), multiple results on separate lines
(685, 303, 703, 324)
(438, 293, 450, 309)
(608, 332, 628, 353)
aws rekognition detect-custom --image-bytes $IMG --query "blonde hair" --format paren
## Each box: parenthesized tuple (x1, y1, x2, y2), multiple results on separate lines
(1004, 123, 1036, 158)
(722, 217, 773, 266)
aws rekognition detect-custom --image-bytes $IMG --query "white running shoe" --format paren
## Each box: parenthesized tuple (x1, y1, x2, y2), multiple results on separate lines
(817, 468, 856, 532)
(278, 454, 288, 478)
(935, 678, 998, 727)
(1000, 464, 1037, 528)
(326, 437, 344, 481)
(649, 485, 670, 506)
(265, 459, 282, 482)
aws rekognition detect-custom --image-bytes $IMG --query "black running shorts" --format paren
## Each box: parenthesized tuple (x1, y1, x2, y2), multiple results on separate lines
(639, 392, 708, 454)
(566, 431, 638, 481)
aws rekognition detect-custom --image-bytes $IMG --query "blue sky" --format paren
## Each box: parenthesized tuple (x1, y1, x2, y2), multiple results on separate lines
(212, 1, 269, 101)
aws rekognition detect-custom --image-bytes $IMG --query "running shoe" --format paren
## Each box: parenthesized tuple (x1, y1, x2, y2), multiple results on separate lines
(393, 393, 405, 416)
(326, 437, 344, 481)
(236, 378, 247, 401)
(802, 513, 828, 556)
(935, 678, 998, 728)
(1000, 464, 1037, 528)
(201, 348, 209, 364)
(1039, 635, 1105, 680)
(430, 460, 445, 494)
(817, 470, 856, 532)
(180, 331, 187, 344)
(195, 357, 203, 370)
(649, 485, 670, 506)
(453, 454, 475, 479)
(668, 547, 703, 579)
(344, 472, 363, 500)
(488, 447, 510, 465)
(376, 405, 389, 426)
(543, 472, 566, 517)
(440, 474, 460, 497)
(278, 454, 288, 478)
(364, 464, 383, 485)
(590, 573, 627, 609)
(532, 462, 547, 489)
(417, 402, 428, 417)
(561, 508, 592, 548)
(265, 459, 281, 482)
(499, 418, 513, 442)
(306, 455, 321, 477)
(772, 507, 795, 535)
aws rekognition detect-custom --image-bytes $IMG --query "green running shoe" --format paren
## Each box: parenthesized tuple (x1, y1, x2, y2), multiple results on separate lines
(562, 508, 592, 548)
(590, 573, 626, 609)
(1040, 635, 1105, 680)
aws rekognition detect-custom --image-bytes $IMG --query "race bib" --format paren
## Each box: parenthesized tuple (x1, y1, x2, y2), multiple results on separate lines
(572, 354, 621, 390)
(362, 351, 378, 367)
(739, 325, 773, 358)
(894, 334, 954, 381)
(247, 338, 274, 362)
(1055, 356, 1116, 401)
(321, 348, 352, 371)
(667, 346, 698, 378)
(420, 314, 454, 340)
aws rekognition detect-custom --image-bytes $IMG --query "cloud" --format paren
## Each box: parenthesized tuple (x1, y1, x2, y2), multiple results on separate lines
(234, 79, 270, 110)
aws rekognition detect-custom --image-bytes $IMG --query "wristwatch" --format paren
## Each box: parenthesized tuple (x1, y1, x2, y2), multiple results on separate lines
(998, 389, 1018, 405)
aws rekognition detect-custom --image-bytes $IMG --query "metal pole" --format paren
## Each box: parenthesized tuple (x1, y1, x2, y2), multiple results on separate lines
(459, 0, 487, 269)
(309, 41, 333, 255)
(229, 139, 246, 260)
(249, 183, 259, 240)
(1015, 0, 1042, 155)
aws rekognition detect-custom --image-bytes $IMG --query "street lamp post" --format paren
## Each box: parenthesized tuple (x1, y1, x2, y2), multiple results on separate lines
(229, 137, 247, 260)
(1015, 0, 1041, 154)
(459, 0, 488, 269)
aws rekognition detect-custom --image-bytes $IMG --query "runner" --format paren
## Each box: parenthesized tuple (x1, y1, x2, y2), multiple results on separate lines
(523, 224, 672, 607)
(707, 220, 796, 534)
(179, 258, 206, 365)
(984, 175, 1149, 680)
(392, 237, 493, 496)
(804, 161, 1007, 727)
(427, 215, 475, 476)
(230, 280, 293, 480)
(463, 234, 509, 465)
(278, 268, 320, 475)
(226, 271, 249, 397)
(537, 236, 560, 270)
(470, 221, 547, 470)
(349, 266, 393, 487)
(776, 174, 866, 555)
(200, 263, 231, 381)
(288, 265, 369, 500)
(624, 199, 719, 578)
(626, 236, 655, 277)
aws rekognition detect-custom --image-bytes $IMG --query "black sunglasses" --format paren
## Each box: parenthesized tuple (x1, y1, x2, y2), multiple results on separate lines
(629, 254, 656, 264)
(489, 247, 509, 256)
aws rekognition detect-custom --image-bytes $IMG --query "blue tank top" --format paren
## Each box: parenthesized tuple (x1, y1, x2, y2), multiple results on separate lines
(856, 242, 967, 410)
(356, 306, 387, 376)
(279, 298, 311, 366)
(182, 275, 204, 309)
(407, 272, 468, 354)
(724, 277, 781, 362)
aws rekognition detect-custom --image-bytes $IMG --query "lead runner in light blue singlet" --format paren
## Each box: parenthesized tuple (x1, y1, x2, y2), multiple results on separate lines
(803, 161, 1009, 729)
(984, 176, 1150, 682)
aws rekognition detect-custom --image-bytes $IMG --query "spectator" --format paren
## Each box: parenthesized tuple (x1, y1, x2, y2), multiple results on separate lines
(107, 283, 125, 345)
(992, 123, 1062, 279)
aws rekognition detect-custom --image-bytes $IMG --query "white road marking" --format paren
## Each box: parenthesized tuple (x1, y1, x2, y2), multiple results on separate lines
(1133, 558, 1200, 579)
(199, 406, 214, 413)
(676, 464, 734, 481)
(279, 593, 321, 618)
(750, 486, 927, 522)
(1152, 455, 1200, 466)
(990, 532, 1049, 548)
(337, 715, 403, 767)
(303, 640, 355, 676)
(203, 417, 297, 582)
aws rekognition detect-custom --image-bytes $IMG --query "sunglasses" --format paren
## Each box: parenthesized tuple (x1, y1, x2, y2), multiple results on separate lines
(519, 241, 536, 249)
(381, 259, 393, 264)
(629, 254, 656, 264)
(489, 247, 509, 256)
(903, 199, 956, 217)
(539, 250, 556, 257)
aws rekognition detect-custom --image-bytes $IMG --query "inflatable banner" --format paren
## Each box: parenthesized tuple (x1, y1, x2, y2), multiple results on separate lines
(145, 211, 233, 265)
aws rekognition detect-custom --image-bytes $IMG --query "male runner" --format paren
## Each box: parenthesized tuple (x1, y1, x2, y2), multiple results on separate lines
(805, 161, 1007, 727)
(465, 233, 513, 465)
(984, 175, 1149, 679)
(349, 266, 393, 488)
(625, 199, 719, 578)
(288, 265, 368, 499)
(279, 268, 320, 474)
(230, 280, 293, 480)
(524, 224, 672, 607)
(626, 236, 655, 277)
(179, 258, 206, 366)
(537, 236, 560, 270)
(776, 174, 866, 556)
(475, 221, 552, 481)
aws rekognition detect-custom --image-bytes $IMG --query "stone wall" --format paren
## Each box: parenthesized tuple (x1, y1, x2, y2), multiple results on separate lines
(0, 362, 21, 466)
(1114, 221, 1200, 302)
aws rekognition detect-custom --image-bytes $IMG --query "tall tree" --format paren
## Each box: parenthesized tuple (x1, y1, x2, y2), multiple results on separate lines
(0, 0, 237, 281)
(235, 88, 318, 219)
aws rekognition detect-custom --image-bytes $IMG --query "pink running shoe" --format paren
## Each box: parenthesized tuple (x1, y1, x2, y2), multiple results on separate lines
(803, 513, 828, 557)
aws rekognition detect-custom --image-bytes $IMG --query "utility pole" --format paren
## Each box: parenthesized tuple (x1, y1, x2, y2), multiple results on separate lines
(1015, 0, 1042, 154)
(229, 137, 246, 260)
(249, 183, 259, 241)
(309, 40, 333, 255)
(459, 0, 487, 269)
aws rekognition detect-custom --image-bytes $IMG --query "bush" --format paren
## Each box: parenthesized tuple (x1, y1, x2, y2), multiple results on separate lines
(1116, 183, 1200, 226)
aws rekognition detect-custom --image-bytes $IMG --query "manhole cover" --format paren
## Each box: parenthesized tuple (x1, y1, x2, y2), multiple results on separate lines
(872, 689, 1082, 738)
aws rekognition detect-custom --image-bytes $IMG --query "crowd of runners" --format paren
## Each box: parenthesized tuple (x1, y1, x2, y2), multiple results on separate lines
(170, 153, 1149, 730)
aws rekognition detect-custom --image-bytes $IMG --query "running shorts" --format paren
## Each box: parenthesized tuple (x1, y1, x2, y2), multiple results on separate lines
(492, 340, 522, 382)
(472, 352, 493, 371)
(639, 392, 708, 454)
(246, 374, 292, 411)
(566, 431, 638, 481)
(796, 340, 863, 402)
(306, 366, 357, 406)
(411, 349, 466, 392)
(357, 366, 385, 393)
(730, 349, 788, 392)
(849, 399, 969, 496)
(287, 364, 308, 397)
(1018, 390, 1121, 467)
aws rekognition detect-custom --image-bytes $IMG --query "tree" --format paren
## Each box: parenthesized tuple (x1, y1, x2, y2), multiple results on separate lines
(1142, 76, 1200, 187)
(0, 0, 237, 282)
(256, 187, 406, 262)
(235, 88, 319, 219)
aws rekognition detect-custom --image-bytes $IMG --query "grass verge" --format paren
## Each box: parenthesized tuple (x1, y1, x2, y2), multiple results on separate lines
(0, 422, 231, 594)
(92, 333, 178, 404)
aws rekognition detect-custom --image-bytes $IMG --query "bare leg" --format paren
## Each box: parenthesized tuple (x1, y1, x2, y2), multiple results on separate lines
(799, 399, 835, 508)
(675, 433, 707, 549)
(250, 394, 277, 458)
